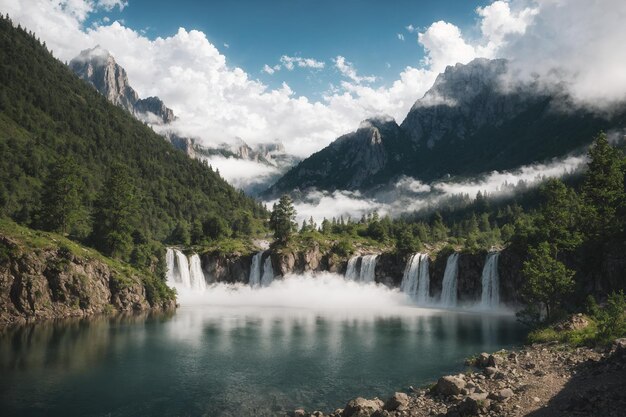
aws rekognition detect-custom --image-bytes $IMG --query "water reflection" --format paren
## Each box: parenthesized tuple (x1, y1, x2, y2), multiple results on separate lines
(0, 306, 524, 417)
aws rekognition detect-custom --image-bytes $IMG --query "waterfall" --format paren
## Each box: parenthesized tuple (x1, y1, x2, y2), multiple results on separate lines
(249, 251, 264, 287)
(189, 254, 208, 291)
(166, 248, 177, 286)
(440, 253, 459, 307)
(345, 256, 359, 280)
(480, 252, 500, 308)
(400, 254, 421, 296)
(401, 253, 431, 303)
(416, 254, 430, 304)
(260, 256, 274, 287)
(174, 249, 192, 288)
(359, 255, 378, 283)
(166, 249, 207, 291)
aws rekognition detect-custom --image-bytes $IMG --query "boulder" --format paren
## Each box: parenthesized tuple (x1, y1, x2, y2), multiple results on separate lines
(487, 354, 502, 368)
(456, 393, 490, 416)
(476, 352, 490, 367)
(293, 409, 306, 417)
(483, 367, 497, 377)
(435, 376, 466, 396)
(383, 392, 409, 411)
(489, 388, 514, 402)
(342, 397, 384, 417)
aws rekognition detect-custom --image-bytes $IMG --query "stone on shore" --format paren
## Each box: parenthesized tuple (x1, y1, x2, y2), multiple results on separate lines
(341, 397, 384, 417)
(435, 376, 466, 396)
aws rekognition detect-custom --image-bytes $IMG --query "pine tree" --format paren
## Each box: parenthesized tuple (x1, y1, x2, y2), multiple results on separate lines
(91, 166, 139, 260)
(39, 157, 89, 237)
(522, 242, 575, 321)
(269, 195, 297, 243)
(582, 133, 625, 239)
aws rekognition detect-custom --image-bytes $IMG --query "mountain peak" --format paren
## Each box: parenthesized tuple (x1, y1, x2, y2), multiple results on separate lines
(72, 45, 114, 65)
(69, 46, 175, 124)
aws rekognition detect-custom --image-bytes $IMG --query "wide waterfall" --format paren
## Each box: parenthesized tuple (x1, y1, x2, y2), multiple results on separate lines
(249, 251, 264, 287)
(345, 256, 359, 280)
(480, 252, 500, 308)
(416, 255, 430, 304)
(400, 254, 430, 303)
(260, 256, 274, 287)
(359, 254, 378, 283)
(440, 253, 459, 307)
(166, 248, 208, 291)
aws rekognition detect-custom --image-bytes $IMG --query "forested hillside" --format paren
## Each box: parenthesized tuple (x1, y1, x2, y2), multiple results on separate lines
(0, 15, 267, 261)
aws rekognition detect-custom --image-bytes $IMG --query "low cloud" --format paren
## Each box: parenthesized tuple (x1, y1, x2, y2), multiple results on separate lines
(273, 154, 587, 224)
(201, 156, 283, 195)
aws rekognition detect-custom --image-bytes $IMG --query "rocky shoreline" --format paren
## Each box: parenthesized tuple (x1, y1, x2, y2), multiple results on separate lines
(290, 339, 626, 417)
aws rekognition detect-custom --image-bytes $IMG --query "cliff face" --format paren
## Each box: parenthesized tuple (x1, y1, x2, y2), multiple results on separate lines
(0, 236, 175, 326)
(201, 251, 253, 284)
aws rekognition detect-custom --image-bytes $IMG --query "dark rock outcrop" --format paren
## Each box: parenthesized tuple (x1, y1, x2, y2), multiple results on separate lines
(201, 252, 253, 284)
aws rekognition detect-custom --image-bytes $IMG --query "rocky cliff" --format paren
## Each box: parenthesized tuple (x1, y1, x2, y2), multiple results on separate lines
(69, 46, 175, 124)
(0, 233, 175, 326)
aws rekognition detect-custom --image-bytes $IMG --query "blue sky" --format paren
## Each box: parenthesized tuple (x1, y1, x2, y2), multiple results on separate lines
(87, 0, 491, 98)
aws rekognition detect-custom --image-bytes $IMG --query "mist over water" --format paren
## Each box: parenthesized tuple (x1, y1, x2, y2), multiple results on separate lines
(0, 272, 525, 417)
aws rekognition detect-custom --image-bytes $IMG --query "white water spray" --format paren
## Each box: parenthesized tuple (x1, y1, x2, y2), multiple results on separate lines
(440, 253, 459, 307)
(480, 252, 500, 308)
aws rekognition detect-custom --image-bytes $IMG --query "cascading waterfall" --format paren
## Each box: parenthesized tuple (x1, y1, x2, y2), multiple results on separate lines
(345, 256, 359, 280)
(440, 253, 459, 307)
(166, 248, 177, 286)
(249, 251, 264, 287)
(174, 249, 192, 288)
(480, 252, 500, 308)
(359, 255, 378, 283)
(415, 254, 430, 304)
(166, 249, 207, 291)
(400, 254, 421, 296)
(400, 253, 431, 303)
(189, 254, 208, 291)
(260, 256, 274, 287)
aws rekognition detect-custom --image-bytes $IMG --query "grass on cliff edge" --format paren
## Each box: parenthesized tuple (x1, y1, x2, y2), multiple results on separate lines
(0, 217, 175, 305)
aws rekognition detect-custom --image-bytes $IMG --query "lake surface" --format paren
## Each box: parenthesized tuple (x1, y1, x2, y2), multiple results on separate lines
(0, 274, 526, 416)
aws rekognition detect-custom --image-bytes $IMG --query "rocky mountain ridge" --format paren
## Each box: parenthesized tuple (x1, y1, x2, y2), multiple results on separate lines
(70, 46, 175, 124)
(266, 58, 626, 196)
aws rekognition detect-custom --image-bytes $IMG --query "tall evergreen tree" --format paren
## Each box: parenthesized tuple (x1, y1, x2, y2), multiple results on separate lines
(39, 157, 89, 237)
(91, 166, 139, 260)
(269, 195, 297, 243)
(582, 133, 625, 238)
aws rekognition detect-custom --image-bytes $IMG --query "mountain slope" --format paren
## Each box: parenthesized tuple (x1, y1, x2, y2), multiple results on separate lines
(267, 59, 626, 196)
(70, 46, 175, 124)
(0, 16, 266, 240)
